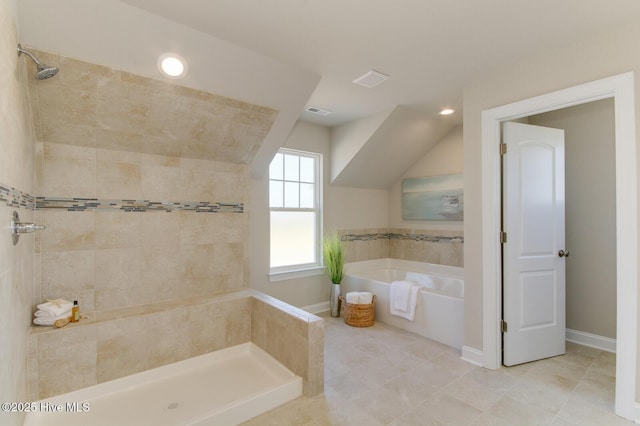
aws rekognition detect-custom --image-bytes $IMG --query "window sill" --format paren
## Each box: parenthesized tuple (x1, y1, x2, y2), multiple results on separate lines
(269, 266, 326, 283)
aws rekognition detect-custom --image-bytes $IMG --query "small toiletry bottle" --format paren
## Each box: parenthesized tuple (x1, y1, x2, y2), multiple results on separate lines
(71, 300, 80, 323)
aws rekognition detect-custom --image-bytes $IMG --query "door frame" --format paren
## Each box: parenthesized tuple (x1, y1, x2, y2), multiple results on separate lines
(481, 72, 637, 420)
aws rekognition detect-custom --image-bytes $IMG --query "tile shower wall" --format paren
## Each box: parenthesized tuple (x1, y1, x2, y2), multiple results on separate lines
(26, 48, 277, 313)
(33, 145, 250, 312)
(341, 228, 464, 267)
(0, 4, 37, 426)
(25, 50, 280, 400)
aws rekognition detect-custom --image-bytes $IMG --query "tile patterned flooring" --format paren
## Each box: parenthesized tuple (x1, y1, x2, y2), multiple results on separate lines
(243, 313, 633, 425)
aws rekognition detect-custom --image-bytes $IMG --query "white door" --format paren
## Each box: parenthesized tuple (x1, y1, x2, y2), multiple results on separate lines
(502, 122, 567, 366)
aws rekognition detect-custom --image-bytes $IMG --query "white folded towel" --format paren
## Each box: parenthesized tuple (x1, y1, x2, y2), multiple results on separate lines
(346, 292, 360, 304)
(33, 308, 72, 326)
(33, 317, 56, 326)
(390, 280, 416, 312)
(390, 281, 420, 321)
(358, 292, 373, 304)
(36, 299, 73, 317)
(34, 308, 71, 319)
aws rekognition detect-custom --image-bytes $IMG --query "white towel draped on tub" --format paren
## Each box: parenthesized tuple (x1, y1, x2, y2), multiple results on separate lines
(390, 280, 420, 321)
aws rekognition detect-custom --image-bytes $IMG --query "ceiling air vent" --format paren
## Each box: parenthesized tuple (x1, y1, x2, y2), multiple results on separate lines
(305, 106, 332, 116)
(352, 70, 389, 88)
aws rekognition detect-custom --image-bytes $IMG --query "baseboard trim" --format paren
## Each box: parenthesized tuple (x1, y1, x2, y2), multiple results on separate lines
(566, 328, 616, 353)
(461, 346, 484, 366)
(301, 301, 330, 315)
(634, 402, 640, 424)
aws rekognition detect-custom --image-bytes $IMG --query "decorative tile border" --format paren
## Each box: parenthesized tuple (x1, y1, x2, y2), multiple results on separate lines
(0, 184, 36, 210)
(341, 232, 389, 242)
(342, 231, 464, 244)
(1, 183, 243, 213)
(36, 197, 244, 213)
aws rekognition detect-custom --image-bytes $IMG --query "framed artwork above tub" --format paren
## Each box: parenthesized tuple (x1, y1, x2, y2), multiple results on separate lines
(402, 173, 464, 220)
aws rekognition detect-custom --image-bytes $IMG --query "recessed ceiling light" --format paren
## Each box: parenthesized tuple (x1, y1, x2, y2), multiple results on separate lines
(440, 108, 455, 115)
(352, 70, 389, 88)
(157, 53, 187, 79)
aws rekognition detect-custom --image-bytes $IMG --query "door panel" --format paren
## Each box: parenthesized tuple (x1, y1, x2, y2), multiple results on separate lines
(503, 122, 566, 366)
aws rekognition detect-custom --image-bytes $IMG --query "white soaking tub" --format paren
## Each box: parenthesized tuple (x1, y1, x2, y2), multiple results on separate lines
(24, 343, 302, 426)
(342, 258, 464, 349)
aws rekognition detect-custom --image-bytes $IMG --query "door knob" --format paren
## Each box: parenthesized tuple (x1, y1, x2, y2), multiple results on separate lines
(558, 249, 570, 258)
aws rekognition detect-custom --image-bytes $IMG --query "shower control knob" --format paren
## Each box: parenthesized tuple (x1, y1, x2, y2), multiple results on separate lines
(13, 222, 46, 234)
(10, 211, 46, 246)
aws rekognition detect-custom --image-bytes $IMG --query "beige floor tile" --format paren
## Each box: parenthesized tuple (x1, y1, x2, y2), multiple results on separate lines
(242, 313, 633, 425)
(556, 398, 633, 426)
(442, 373, 507, 411)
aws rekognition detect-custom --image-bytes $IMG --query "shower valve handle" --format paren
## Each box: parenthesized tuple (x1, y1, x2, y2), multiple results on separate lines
(12, 222, 46, 234)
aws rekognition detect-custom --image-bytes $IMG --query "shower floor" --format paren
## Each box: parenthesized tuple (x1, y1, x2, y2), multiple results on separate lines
(24, 343, 302, 426)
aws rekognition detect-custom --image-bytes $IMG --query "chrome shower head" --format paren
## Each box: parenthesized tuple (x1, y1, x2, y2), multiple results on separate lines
(17, 44, 59, 80)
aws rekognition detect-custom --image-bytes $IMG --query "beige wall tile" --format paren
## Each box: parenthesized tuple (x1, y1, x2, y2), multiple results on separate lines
(41, 122, 96, 147)
(140, 212, 180, 246)
(212, 242, 246, 292)
(96, 95, 149, 135)
(95, 248, 145, 310)
(97, 316, 149, 383)
(96, 159, 141, 199)
(39, 210, 95, 252)
(40, 144, 96, 198)
(37, 84, 97, 128)
(140, 154, 181, 200)
(41, 250, 95, 296)
(142, 246, 181, 303)
(213, 213, 247, 243)
(187, 301, 228, 357)
(95, 212, 141, 249)
(37, 325, 97, 398)
(146, 307, 191, 369)
(179, 212, 216, 245)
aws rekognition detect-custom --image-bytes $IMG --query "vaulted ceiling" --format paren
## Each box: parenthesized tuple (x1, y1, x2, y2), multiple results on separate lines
(17, 0, 640, 187)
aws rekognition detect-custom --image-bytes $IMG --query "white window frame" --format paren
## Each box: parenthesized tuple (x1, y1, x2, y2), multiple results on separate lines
(268, 148, 324, 282)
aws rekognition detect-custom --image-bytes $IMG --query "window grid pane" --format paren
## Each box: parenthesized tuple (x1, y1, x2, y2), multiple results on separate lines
(270, 149, 321, 270)
(269, 180, 283, 208)
(269, 153, 283, 180)
(284, 154, 300, 181)
(300, 183, 314, 208)
(300, 156, 315, 183)
(284, 182, 300, 208)
(270, 211, 316, 268)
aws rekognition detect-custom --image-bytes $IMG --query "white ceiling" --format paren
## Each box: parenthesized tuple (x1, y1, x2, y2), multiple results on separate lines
(17, 0, 640, 185)
(118, 0, 640, 127)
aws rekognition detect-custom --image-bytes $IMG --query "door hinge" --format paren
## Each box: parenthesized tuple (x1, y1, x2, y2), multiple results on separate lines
(500, 231, 507, 243)
(500, 143, 507, 155)
(501, 320, 508, 333)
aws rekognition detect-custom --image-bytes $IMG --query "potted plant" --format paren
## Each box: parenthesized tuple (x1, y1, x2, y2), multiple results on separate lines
(323, 232, 345, 317)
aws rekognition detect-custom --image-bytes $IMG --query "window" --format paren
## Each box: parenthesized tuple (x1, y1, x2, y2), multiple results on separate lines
(269, 149, 322, 276)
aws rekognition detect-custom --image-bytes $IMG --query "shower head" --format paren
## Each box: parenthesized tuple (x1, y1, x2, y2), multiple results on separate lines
(17, 44, 59, 80)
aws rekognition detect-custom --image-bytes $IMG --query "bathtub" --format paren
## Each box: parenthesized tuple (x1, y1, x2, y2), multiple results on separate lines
(24, 342, 302, 426)
(342, 258, 464, 349)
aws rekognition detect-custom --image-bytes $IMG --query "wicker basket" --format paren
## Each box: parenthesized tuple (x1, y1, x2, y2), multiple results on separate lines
(340, 295, 376, 327)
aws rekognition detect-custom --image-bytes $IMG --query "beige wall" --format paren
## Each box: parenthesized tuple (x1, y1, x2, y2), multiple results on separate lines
(389, 125, 463, 231)
(250, 120, 389, 308)
(462, 18, 640, 361)
(0, 1, 36, 424)
(530, 99, 616, 339)
(250, 121, 466, 308)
